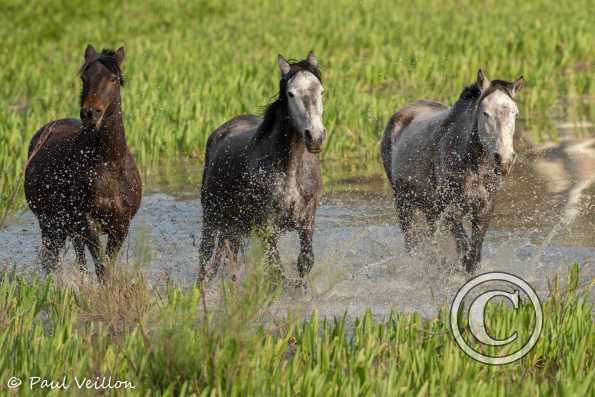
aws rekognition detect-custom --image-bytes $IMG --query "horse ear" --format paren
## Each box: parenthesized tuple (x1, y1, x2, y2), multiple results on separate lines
(307, 51, 318, 67)
(512, 76, 524, 97)
(115, 47, 125, 66)
(477, 69, 490, 91)
(84, 44, 97, 61)
(277, 54, 291, 76)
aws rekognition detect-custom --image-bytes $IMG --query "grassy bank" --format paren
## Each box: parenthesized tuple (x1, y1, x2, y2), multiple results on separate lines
(1, 0, 594, 216)
(0, 265, 592, 396)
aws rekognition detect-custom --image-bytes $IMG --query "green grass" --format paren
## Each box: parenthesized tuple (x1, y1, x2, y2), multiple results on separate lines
(1, 0, 594, 217)
(0, 265, 592, 396)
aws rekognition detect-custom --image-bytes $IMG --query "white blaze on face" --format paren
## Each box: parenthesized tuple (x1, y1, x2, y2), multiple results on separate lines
(477, 90, 519, 172)
(286, 71, 325, 152)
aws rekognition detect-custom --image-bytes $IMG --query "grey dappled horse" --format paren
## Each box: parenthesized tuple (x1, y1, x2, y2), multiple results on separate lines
(381, 70, 523, 272)
(199, 52, 325, 283)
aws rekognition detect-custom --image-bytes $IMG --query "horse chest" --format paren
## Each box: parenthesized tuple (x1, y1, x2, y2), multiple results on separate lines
(463, 168, 498, 207)
(271, 173, 307, 224)
(90, 164, 134, 218)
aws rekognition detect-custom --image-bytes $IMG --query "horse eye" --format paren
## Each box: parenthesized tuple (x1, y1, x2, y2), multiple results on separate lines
(288, 92, 295, 98)
(111, 75, 119, 83)
(482, 111, 490, 117)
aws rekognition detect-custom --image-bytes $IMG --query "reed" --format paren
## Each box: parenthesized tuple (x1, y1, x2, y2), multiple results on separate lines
(0, 265, 592, 396)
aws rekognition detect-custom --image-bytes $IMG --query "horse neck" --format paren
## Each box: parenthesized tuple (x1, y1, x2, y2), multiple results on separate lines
(442, 96, 481, 168)
(89, 97, 128, 162)
(257, 103, 305, 175)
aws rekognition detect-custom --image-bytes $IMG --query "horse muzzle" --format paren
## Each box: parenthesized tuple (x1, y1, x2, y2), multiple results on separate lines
(494, 153, 515, 176)
(304, 128, 326, 154)
(80, 107, 105, 129)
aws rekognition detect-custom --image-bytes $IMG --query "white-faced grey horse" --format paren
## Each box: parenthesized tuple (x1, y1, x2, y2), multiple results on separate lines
(199, 52, 325, 283)
(381, 70, 524, 272)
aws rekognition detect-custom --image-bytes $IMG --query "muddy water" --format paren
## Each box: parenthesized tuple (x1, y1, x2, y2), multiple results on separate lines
(1, 122, 594, 318)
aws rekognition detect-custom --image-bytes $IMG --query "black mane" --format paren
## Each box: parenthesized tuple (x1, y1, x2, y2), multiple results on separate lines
(450, 78, 516, 122)
(484, 79, 515, 99)
(445, 83, 482, 127)
(446, 78, 517, 166)
(255, 59, 322, 141)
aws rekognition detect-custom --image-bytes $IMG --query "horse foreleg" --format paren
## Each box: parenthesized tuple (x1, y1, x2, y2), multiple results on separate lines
(467, 206, 493, 273)
(39, 225, 66, 274)
(103, 225, 128, 281)
(424, 206, 441, 238)
(297, 227, 314, 278)
(264, 230, 284, 279)
(445, 214, 470, 271)
(72, 235, 87, 273)
(198, 223, 217, 282)
(396, 201, 418, 252)
(84, 221, 104, 279)
(226, 234, 242, 280)
(215, 232, 241, 278)
(421, 207, 442, 264)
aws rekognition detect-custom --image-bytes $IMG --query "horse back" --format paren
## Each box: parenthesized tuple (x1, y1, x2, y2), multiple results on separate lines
(381, 100, 447, 186)
(27, 119, 81, 160)
(204, 115, 260, 155)
(24, 119, 84, 217)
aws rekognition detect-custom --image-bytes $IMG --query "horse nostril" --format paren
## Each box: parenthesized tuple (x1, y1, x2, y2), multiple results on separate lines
(493, 153, 502, 165)
(304, 129, 312, 142)
(81, 108, 102, 120)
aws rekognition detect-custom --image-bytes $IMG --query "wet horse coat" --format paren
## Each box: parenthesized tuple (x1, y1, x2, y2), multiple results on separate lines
(199, 53, 325, 281)
(24, 45, 141, 279)
(381, 70, 523, 272)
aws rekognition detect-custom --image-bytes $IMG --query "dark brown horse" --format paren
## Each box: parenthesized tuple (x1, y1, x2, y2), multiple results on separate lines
(381, 70, 523, 272)
(199, 52, 325, 283)
(24, 45, 142, 279)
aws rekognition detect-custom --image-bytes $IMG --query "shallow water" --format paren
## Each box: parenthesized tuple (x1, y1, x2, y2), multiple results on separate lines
(1, 122, 594, 319)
